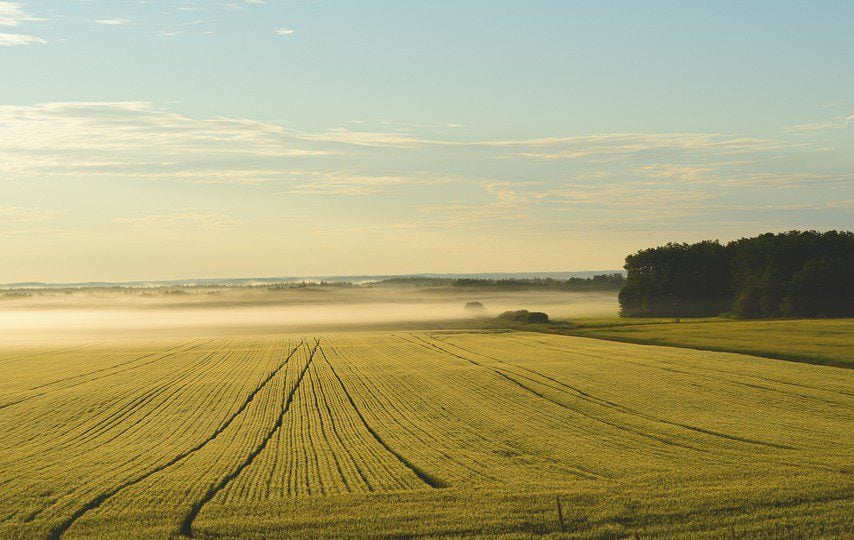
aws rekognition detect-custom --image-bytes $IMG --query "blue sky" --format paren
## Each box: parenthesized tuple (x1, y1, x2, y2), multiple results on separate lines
(1, 1, 852, 281)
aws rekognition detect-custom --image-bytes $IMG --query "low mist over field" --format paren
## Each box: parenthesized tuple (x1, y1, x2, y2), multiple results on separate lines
(0, 283, 618, 342)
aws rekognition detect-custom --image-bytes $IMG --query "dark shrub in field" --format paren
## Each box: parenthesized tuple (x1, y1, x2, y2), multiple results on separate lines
(497, 310, 549, 324)
(464, 301, 486, 316)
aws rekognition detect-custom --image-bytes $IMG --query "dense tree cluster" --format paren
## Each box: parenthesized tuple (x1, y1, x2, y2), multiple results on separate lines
(619, 230, 853, 318)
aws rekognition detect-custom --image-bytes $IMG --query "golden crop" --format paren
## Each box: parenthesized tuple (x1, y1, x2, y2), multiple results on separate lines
(0, 331, 851, 538)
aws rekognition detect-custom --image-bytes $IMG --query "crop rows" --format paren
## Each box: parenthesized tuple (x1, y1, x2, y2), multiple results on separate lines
(0, 331, 851, 537)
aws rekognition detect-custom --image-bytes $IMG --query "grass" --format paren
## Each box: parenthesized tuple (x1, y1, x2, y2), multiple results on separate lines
(0, 330, 851, 537)
(552, 317, 854, 368)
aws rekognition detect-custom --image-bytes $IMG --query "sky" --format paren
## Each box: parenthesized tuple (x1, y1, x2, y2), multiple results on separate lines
(1, 0, 852, 282)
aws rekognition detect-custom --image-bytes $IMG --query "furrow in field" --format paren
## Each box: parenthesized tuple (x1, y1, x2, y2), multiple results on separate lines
(0, 343, 100, 368)
(36, 340, 288, 488)
(309, 362, 375, 493)
(305, 346, 408, 492)
(28, 340, 206, 391)
(380, 336, 567, 479)
(178, 338, 320, 538)
(409, 334, 708, 454)
(395, 334, 638, 458)
(393, 334, 617, 446)
(489, 332, 854, 445)
(26, 344, 233, 459)
(377, 334, 601, 480)
(0, 341, 206, 410)
(29, 339, 284, 525)
(0, 341, 229, 454)
(431, 334, 795, 451)
(306, 364, 353, 494)
(45, 338, 304, 540)
(506, 333, 852, 407)
(319, 345, 446, 489)
(327, 334, 611, 484)
(327, 336, 492, 482)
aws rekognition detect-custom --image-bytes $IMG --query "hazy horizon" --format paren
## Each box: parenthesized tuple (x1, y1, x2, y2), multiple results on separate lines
(0, 269, 624, 288)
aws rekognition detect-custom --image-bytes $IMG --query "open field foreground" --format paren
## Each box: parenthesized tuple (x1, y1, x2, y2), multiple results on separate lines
(0, 331, 851, 538)
(561, 318, 854, 369)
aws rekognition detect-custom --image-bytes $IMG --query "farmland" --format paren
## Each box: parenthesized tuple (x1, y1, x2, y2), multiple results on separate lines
(559, 318, 854, 368)
(1, 330, 851, 538)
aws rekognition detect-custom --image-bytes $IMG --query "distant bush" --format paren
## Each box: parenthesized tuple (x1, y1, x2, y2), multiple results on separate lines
(497, 310, 549, 324)
(464, 301, 486, 316)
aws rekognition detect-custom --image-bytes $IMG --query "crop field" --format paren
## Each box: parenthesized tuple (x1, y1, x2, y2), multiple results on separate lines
(0, 331, 851, 538)
(562, 318, 854, 368)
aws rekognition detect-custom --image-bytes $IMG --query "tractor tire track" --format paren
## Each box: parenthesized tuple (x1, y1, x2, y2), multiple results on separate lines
(310, 362, 374, 492)
(0, 341, 211, 412)
(331, 337, 489, 482)
(29, 340, 204, 391)
(433, 335, 796, 451)
(319, 345, 447, 489)
(46, 338, 305, 540)
(178, 338, 319, 537)
(409, 334, 706, 453)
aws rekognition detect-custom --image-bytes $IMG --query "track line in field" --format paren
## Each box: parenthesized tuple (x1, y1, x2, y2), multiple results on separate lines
(0, 392, 45, 411)
(319, 345, 447, 490)
(409, 334, 707, 453)
(39, 345, 233, 457)
(28, 340, 206, 391)
(433, 335, 796, 451)
(317, 342, 426, 490)
(46, 338, 305, 540)
(306, 364, 352, 494)
(178, 338, 320, 538)
(507, 334, 851, 406)
(329, 337, 489, 483)
(310, 362, 375, 492)
(1, 342, 205, 410)
(88, 341, 281, 458)
(321, 340, 431, 490)
(0, 343, 99, 367)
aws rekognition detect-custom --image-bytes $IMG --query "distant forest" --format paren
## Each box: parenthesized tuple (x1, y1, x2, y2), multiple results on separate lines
(619, 230, 853, 318)
(375, 274, 625, 291)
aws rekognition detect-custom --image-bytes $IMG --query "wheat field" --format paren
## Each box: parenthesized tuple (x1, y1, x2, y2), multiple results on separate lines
(0, 331, 851, 538)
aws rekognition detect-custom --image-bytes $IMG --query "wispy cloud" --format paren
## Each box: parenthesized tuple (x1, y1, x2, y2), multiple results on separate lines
(302, 129, 789, 160)
(281, 172, 455, 196)
(112, 212, 246, 229)
(0, 205, 63, 222)
(0, 31, 43, 46)
(274, 28, 294, 36)
(93, 18, 131, 26)
(0, 102, 333, 184)
(1, 101, 846, 243)
(639, 164, 714, 182)
(786, 114, 854, 133)
(0, 2, 40, 26)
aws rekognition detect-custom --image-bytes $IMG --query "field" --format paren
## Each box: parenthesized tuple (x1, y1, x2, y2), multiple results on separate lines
(1, 330, 851, 538)
(560, 318, 854, 368)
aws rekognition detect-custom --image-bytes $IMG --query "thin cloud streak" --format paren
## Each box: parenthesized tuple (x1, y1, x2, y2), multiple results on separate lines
(0, 32, 42, 46)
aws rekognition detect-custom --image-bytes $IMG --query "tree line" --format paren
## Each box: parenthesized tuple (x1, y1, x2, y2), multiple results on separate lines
(619, 230, 853, 318)
(376, 274, 625, 291)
